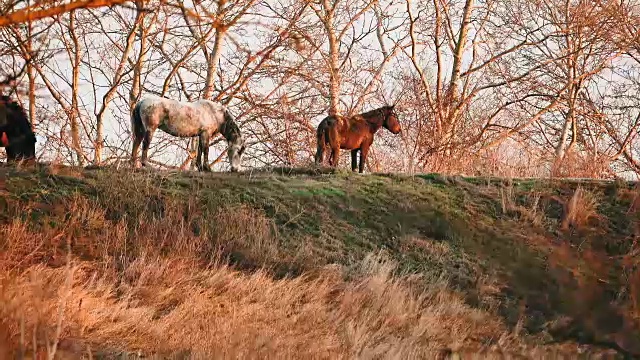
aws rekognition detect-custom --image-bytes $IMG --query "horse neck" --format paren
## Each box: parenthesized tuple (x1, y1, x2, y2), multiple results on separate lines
(220, 111, 241, 144)
(360, 109, 386, 131)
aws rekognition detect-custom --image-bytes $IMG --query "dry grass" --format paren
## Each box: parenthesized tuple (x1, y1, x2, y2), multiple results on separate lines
(498, 182, 545, 226)
(0, 251, 515, 358)
(0, 195, 585, 359)
(559, 186, 603, 232)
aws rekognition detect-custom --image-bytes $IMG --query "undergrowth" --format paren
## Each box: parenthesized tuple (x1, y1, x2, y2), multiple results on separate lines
(0, 164, 638, 358)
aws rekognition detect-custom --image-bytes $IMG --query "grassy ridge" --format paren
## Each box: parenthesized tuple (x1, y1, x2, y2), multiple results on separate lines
(0, 164, 638, 358)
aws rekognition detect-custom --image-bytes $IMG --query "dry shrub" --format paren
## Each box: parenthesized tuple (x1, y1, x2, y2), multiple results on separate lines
(498, 185, 545, 226)
(551, 150, 614, 179)
(425, 141, 549, 178)
(1, 196, 132, 271)
(40, 161, 85, 179)
(618, 182, 640, 214)
(559, 186, 603, 232)
(622, 240, 640, 335)
(629, 267, 640, 324)
(131, 197, 211, 260)
(499, 184, 515, 215)
(1, 194, 290, 273)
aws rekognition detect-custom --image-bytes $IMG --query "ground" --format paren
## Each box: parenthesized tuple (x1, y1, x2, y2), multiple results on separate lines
(0, 163, 638, 359)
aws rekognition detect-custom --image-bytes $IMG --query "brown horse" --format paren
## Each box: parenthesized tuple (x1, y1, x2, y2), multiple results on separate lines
(314, 105, 401, 173)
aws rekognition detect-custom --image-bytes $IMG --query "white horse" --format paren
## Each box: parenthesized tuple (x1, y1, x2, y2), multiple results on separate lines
(130, 96, 247, 172)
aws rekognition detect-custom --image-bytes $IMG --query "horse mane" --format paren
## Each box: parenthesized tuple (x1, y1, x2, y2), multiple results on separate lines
(358, 106, 391, 126)
(220, 109, 242, 142)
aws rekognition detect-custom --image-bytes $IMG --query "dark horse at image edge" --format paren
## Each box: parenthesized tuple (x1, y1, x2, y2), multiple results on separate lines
(315, 105, 401, 173)
(0, 94, 36, 163)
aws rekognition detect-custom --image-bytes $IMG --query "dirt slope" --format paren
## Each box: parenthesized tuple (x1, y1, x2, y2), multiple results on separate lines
(0, 164, 638, 358)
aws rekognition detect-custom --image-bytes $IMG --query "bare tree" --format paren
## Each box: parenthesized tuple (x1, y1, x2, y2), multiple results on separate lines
(1, 0, 640, 180)
(0, 0, 134, 28)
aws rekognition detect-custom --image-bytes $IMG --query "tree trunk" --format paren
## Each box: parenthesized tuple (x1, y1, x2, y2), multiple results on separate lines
(327, 25, 340, 115)
(94, 6, 145, 165)
(202, 29, 227, 99)
(321, 0, 340, 115)
(443, 0, 473, 156)
(26, 18, 35, 132)
(129, 1, 151, 111)
(69, 10, 84, 166)
(448, 0, 474, 101)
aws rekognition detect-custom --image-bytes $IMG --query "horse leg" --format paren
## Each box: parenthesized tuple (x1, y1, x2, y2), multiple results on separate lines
(199, 132, 211, 172)
(315, 141, 325, 166)
(351, 149, 359, 172)
(5, 146, 15, 163)
(141, 130, 154, 167)
(131, 132, 143, 168)
(359, 141, 372, 174)
(329, 146, 340, 167)
(195, 137, 204, 171)
(328, 129, 340, 167)
(315, 130, 326, 166)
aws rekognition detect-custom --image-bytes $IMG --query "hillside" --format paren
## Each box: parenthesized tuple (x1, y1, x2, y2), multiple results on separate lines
(0, 164, 639, 359)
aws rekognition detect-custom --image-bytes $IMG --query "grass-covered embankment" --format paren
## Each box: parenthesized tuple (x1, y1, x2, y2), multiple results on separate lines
(0, 164, 638, 358)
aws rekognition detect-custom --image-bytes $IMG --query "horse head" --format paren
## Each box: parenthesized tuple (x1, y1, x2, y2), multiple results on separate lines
(227, 137, 247, 172)
(383, 104, 401, 134)
(219, 108, 247, 173)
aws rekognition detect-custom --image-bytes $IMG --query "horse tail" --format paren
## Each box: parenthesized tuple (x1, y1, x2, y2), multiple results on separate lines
(317, 117, 331, 145)
(323, 127, 330, 145)
(315, 118, 330, 165)
(316, 120, 324, 144)
(131, 101, 145, 139)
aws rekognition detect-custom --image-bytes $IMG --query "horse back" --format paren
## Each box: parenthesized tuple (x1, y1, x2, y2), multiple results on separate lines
(5, 101, 33, 136)
(317, 114, 347, 132)
(137, 96, 227, 137)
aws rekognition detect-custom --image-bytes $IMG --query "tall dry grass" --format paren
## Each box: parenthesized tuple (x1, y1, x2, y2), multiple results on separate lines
(0, 254, 516, 359)
(0, 193, 587, 359)
(559, 186, 603, 232)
